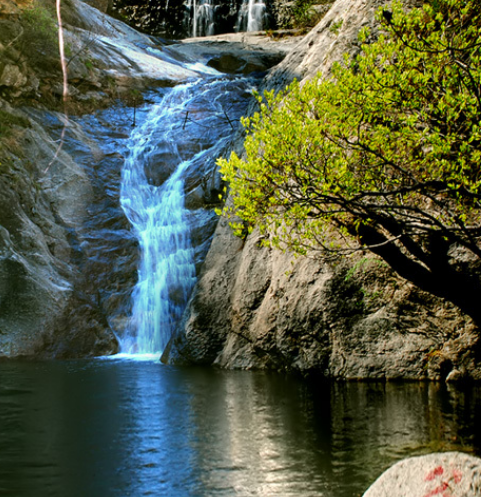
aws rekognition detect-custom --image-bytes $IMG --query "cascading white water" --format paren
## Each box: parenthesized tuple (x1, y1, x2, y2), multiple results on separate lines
(235, 0, 267, 32)
(120, 86, 197, 355)
(184, 0, 269, 37)
(119, 76, 251, 356)
(185, 0, 215, 37)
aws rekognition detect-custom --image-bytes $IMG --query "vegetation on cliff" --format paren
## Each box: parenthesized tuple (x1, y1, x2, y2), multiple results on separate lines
(219, 0, 481, 326)
(0, 0, 61, 88)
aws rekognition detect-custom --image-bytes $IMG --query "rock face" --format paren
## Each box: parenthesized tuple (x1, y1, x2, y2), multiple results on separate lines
(0, 1, 291, 357)
(169, 220, 480, 379)
(167, 0, 481, 379)
(363, 452, 481, 497)
(0, 0, 214, 106)
(0, 103, 118, 358)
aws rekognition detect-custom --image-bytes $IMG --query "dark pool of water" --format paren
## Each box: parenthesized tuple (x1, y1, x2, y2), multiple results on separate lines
(0, 359, 480, 497)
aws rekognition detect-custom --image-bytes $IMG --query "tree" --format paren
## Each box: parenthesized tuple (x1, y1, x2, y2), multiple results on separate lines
(218, 0, 481, 326)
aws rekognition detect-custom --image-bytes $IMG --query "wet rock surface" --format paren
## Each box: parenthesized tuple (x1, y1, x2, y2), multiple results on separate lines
(0, 0, 215, 106)
(0, 102, 119, 357)
(171, 32, 299, 74)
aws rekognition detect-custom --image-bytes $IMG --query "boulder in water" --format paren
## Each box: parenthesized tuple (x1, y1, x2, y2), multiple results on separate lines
(363, 452, 481, 497)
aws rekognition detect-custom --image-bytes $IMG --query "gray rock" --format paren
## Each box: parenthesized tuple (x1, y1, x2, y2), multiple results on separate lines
(0, 0, 207, 104)
(0, 102, 118, 358)
(0, 64, 27, 88)
(363, 452, 481, 497)
(170, 218, 478, 379)
(170, 32, 298, 75)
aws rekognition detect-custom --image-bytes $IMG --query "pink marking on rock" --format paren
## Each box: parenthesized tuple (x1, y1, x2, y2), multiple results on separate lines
(452, 469, 462, 484)
(423, 481, 451, 497)
(425, 466, 445, 481)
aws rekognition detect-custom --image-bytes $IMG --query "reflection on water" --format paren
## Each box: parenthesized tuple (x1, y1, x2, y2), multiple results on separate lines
(0, 360, 480, 497)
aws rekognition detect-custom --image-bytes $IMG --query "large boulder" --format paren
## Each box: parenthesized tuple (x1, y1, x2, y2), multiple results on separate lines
(170, 32, 298, 75)
(363, 452, 481, 497)
(169, 220, 478, 379)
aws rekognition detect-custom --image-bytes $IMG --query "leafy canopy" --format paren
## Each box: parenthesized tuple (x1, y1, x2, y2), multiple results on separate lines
(218, 0, 481, 260)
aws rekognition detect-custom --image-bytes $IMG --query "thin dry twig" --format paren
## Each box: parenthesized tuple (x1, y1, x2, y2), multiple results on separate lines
(44, 0, 69, 173)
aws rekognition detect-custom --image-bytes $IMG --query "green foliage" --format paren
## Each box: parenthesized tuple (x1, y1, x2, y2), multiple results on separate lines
(344, 257, 387, 282)
(84, 58, 94, 71)
(19, 1, 58, 60)
(287, 0, 333, 30)
(126, 88, 143, 106)
(329, 18, 343, 34)
(219, 0, 481, 261)
(291, 0, 319, 29)
(0, 110, 31, 137)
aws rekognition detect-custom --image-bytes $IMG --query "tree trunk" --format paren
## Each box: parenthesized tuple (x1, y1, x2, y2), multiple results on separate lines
(358, 225, 481, 329)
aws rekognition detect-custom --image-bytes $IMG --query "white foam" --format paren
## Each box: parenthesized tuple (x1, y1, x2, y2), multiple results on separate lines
(98, 353, 161, 362)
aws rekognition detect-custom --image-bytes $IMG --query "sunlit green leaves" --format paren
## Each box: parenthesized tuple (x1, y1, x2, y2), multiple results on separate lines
(218, 0, 481, 256)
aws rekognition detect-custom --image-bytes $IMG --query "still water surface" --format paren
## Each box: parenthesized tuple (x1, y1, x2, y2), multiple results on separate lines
(0, 358, 480, 497)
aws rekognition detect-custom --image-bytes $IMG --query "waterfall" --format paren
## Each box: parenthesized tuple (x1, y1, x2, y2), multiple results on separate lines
(235, 0, 267, 32)
(183, 0, 269, 37)
(184, 0, 215, 37)
(119, 76, 253, 356)
(120, 85, 197, 355)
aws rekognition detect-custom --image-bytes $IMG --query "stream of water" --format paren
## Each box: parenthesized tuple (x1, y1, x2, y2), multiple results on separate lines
(119, 84, 199, 354)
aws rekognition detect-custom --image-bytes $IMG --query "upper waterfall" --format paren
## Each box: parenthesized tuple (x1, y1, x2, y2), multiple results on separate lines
(235, 0, 268, 32)
(183, 0, 270, 38)
(184, 0, 216, 37)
